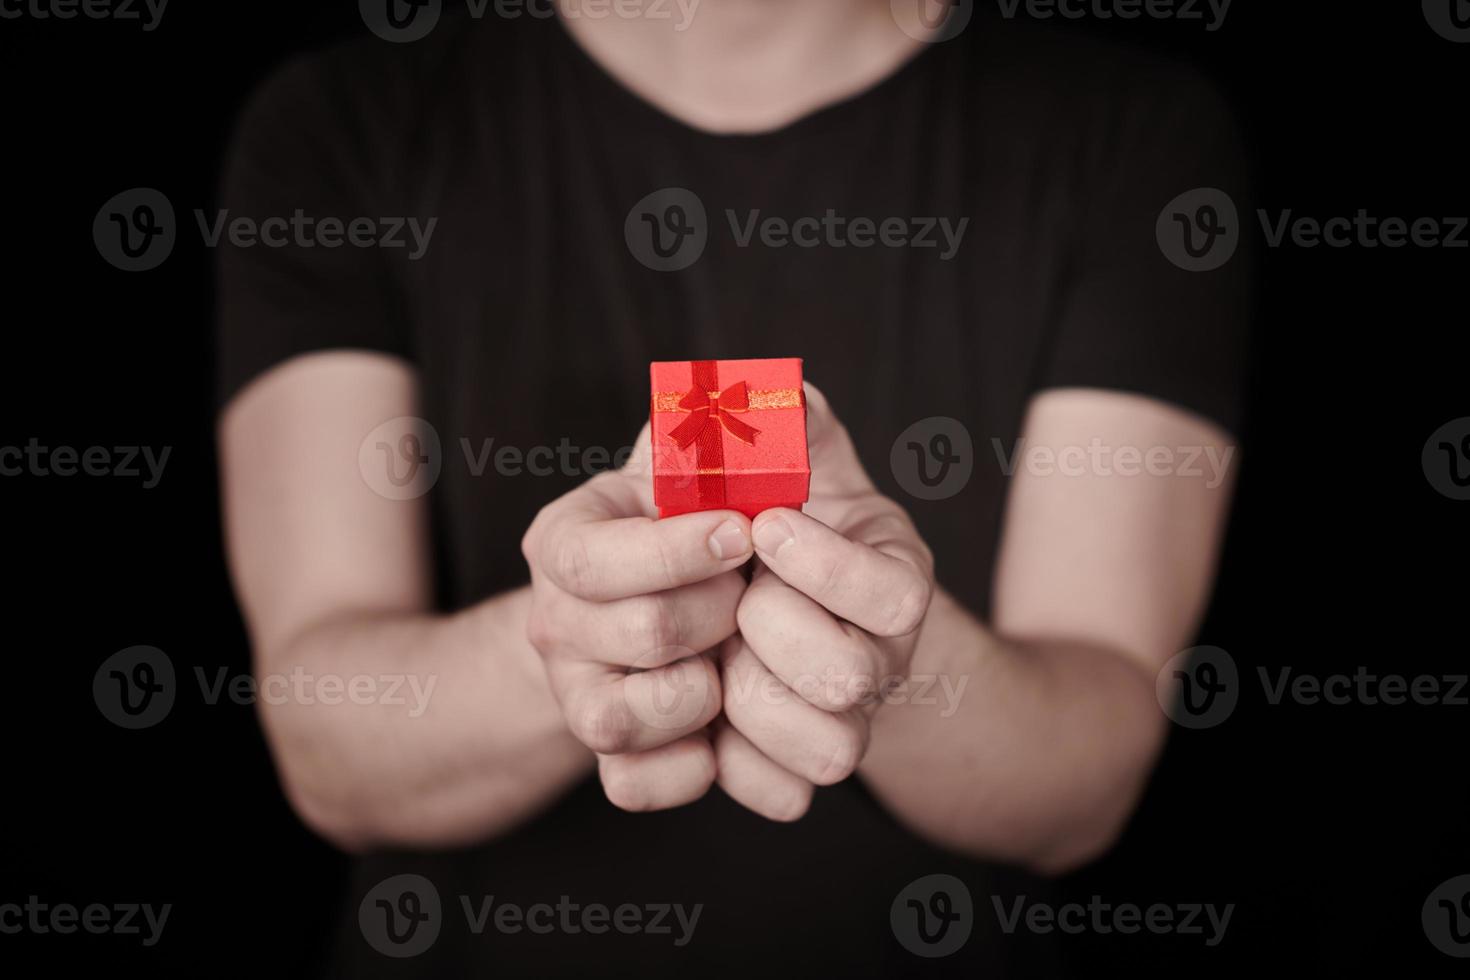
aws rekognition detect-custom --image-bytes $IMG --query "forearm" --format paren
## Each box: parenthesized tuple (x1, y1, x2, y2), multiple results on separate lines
(257, 586, 592, 851)
(859, 588, 1167, 874)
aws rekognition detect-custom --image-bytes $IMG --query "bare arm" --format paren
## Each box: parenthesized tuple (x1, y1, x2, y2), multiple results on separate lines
(859, 388, 1237, 872)
(219, 351, 591, 851)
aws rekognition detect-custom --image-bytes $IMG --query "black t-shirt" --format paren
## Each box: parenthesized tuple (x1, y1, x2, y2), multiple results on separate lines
(216, 11, 1249, 978)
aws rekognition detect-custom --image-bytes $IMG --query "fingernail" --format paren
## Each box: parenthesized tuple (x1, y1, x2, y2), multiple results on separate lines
(753, 516, 794, 557)
(708, 520, 749, 561)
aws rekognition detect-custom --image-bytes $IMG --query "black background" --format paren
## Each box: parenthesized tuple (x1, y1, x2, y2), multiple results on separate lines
(1, 2, 1465, 976)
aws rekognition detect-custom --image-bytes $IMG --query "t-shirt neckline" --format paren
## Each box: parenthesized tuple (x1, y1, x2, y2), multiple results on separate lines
(546, 13, 945, 145)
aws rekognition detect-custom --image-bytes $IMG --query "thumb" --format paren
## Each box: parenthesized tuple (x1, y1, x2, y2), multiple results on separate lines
(804, 382, 873, 494)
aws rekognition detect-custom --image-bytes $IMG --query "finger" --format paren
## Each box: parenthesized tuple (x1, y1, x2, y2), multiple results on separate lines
(536, 496, 753, 601)
(552, 570, 745, 668)
(751, 507, 931, 637)
(720, 639, 868, 786)
(598, 733, 716, 812)
(712, 719, 813, 823)
(802, 382, 872, 495)
(736, 563, 887, 712)
(551, 653, 721, 755)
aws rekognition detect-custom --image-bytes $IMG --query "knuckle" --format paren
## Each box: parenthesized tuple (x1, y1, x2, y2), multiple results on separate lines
(734, 591, 763, 636)
(692, 746, 718, 793)
(813, 551, 846, 600)
(880, 574, 933, 637)
(736, 575, 780, 627)
(519, 510, 545, 567)
(719, 649, 759, 716)
(549, 532, 598, 597)
(822, 639, 881, 711)
(525, 608, 556, 654)
(568, 695, 634, 755)
(813, 726, 865, 786)
(650, 534, 681, 591)
(600, 761, 651, 812)
(770, 783, 814, 823)
(622, 594, 680, 657)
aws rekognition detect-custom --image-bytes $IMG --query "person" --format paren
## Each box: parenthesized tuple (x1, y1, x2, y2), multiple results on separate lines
(216, 2, 1249, 975)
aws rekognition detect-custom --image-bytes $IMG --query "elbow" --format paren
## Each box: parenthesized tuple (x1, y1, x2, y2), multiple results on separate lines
(261, 711, 379, 854)
(254, 689, 385, 852)
(1015, 748, 1159, 876)
(277, 768, 377, 854)
(1020, 812, 1131, 877)
(941, 743, 1160, 875)
(928, 805, 1133, 877)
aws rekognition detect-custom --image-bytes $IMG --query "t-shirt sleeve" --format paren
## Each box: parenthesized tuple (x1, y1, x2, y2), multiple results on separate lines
(1039, 68, 1253, 436)
(214, 54, 412, 413)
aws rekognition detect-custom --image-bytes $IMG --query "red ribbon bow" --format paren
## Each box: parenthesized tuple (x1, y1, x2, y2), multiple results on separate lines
(668, 379, 760, 449)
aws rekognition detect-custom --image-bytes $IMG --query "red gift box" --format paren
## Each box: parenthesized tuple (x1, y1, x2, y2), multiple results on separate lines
(649, 358, 810, 519)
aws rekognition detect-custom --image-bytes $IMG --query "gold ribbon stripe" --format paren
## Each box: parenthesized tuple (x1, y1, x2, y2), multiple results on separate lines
(651, 388, 804, 413)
